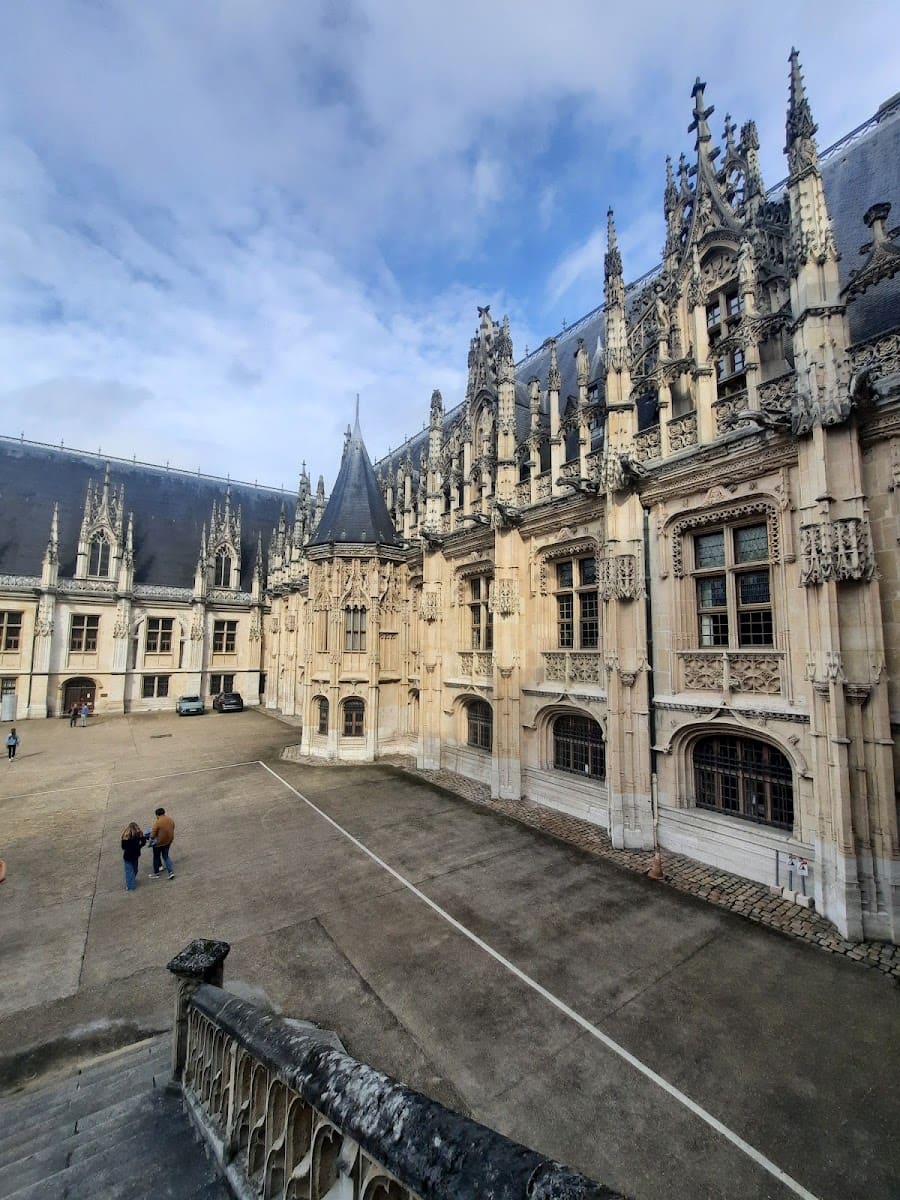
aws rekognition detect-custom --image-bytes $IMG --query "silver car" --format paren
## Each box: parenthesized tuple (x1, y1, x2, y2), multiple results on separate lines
(175, 694, 205, 716)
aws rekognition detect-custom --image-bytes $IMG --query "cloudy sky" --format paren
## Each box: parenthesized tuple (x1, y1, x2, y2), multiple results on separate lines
(0, 2, 896, 490)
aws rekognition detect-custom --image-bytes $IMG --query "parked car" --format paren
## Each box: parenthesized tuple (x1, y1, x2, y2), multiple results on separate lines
(175, 695, 205, 716)
(213, 692, 244, 713)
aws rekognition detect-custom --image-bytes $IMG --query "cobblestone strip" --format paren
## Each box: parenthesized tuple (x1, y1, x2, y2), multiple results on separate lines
(381, 757, 900, 984)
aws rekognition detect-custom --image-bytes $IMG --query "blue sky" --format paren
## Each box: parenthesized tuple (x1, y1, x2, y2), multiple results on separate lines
(0, 1, 896, 489)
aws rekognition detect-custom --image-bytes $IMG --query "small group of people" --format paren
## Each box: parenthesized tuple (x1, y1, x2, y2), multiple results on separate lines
(69, 703, 90, 727)
(121, 807, 176, 891)
(6, 728, 18, 761)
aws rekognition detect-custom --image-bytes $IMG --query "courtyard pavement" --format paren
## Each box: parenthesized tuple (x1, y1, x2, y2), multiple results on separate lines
(0, 709, 898, 1200)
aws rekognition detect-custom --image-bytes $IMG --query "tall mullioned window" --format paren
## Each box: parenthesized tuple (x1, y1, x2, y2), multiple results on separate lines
(343, 698, 364, 737)
(467, 700, 492, 751)
(555, 557, 599, 649)
(145, 618, 174, 654)
(214, 552, 233, 588)
(0, 612, 23, 652)
(344, 607, 366, 653)
(317, 697, 329, 735)
(212, 620, 237, 653)
(693, 523, 772, 648)
(88, 535, 111, 577)
(70, 615, 100, 653)
(468, 576, 493, 651)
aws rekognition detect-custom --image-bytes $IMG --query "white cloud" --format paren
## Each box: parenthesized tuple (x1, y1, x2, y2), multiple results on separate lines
(0, 1, 894, 486)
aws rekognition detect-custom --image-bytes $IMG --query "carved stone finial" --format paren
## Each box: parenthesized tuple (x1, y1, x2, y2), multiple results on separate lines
(664, 156, 677, 215)
(688, 77, 715, 148)
(843, 202, 900, 297)
(547, 339, 561, 391)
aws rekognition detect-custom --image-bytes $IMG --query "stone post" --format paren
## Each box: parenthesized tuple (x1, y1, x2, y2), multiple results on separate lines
(166, 938, 230, 1088)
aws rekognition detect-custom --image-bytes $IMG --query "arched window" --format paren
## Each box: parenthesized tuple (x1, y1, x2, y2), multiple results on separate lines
(553, 714, 605, 779)
(88, 535, 111, 577)
(693, 735, 793, 829)
(343, 698, 364, 737)
(317, 697, 329, 735)
(215, 551, 233, 588)
(467, 700, 492, 751)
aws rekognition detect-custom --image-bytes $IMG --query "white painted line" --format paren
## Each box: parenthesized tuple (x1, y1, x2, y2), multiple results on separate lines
(261, 761, 821, 1200)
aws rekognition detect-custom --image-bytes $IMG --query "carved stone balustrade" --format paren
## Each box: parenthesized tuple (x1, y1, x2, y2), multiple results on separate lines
(584, 449, 603, 479)
(849, 329, 900, 383)
(543, 650, 604, 686)
(678, 650, 782, 694)
(515, 479, 531, 505)
(666, 411, 698, 451)
(458, 651, 493, 678)
(758, 373, 794, 419)
(712, 390, 750, 434)
(633, 426, 661, 463)
(559, 460, 580, 481)
(536, 472, 552, 499)
(178, 979, 616, 1200)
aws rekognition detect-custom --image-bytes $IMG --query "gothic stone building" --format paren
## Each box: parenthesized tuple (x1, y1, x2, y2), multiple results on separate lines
(2, 55, 899, 943)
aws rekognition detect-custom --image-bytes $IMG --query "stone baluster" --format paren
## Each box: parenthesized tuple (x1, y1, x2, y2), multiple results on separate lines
(167, 938, 231, 1088)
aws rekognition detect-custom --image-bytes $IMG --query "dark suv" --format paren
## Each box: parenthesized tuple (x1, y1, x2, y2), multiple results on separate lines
(213, 692, 244, 713)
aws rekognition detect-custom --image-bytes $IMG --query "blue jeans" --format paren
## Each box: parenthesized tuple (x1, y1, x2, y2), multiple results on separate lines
(124, 860, 138, 890)
(152, 845, 173, 874)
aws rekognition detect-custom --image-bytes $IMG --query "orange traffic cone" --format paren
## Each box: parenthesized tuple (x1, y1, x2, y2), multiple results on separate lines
(646, 851, 664, 880)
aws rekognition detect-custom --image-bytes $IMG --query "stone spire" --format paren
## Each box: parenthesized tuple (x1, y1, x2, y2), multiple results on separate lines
(41, 502, 59, 589)
(604, 209, 628, 372)
(786, 48, 819, 176)
(688, 77, 715, 156)
(308, 411, 401, 547)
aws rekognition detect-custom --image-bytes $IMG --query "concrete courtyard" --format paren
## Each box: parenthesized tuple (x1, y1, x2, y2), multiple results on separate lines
(0, 708, 897, 1200)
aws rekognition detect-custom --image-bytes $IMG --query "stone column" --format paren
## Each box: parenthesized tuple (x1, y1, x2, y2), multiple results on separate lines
(166, 938, 230, 1088)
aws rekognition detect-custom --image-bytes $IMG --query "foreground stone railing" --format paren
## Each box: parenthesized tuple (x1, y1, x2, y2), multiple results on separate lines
(168, 940, 621, 1200)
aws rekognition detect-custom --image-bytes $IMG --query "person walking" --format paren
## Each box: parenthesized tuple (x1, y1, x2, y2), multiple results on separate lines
(79, 702, 89, 727)
(69, 704, 78, 727)
(6, 729, 19, 762)
(121, 822, 146, 892)
(148, 807, 175, 880)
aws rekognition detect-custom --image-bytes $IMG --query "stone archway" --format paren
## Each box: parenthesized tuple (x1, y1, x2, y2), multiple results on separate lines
(63, 677, 96, 715)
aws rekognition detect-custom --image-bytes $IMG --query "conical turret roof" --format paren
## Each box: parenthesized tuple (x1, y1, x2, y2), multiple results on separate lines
(308, 411, 402, 548)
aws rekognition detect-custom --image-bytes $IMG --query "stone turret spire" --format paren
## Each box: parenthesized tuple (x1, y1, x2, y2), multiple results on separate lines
(604, 209, 628, 372)
(786, 48, 819, 175)
(308, 411, 401, 547)
(41, 502, 59, 589)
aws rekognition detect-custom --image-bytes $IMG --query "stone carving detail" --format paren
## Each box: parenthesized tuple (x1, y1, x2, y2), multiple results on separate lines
(420, 589, 441, 623)
(459, 651, 492, 678)
(249, 615, 262, 642)
(758, 374, 794, 418)
(682, 653, 725, 690)
(536, 473, 552, 499)
(672, 503, 779, 577)
(488, 578, 520, 617)
(114, 616, 130, 639)
(680, 651, 782, 694)
(135, 584, 195, 600)
(667, 411, 698, 450)
(601, 554, 645, 601)
(849, 330, 900, 384)
(729, 653, 781, 694)
(633, 426, 661, 463)
(0, 575, 41, 590)
(713, 393, 752, 434)
(63, 578, 117, 594)
(542, 651, 603, 685)
(189, 617, 203, 641)
(799, 517, 878, 585)
(515, 480, 531, 504)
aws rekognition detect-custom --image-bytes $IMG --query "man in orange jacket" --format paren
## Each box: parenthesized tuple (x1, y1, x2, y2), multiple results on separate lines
(148, 807, 175, 880)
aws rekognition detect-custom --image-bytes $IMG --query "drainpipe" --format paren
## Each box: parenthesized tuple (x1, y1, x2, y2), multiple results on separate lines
(643, 507, 661, 859)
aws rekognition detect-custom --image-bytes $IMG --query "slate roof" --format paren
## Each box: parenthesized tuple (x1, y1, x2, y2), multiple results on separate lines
(0, 438, 295, 589)
(307, 416, 402, 548)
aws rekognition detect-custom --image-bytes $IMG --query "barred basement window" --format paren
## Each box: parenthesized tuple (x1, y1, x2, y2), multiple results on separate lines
(317, 697, 329, 735)
(88, 535, 111, 578)
(467, 700, 492, 751)
(145, 618, 174, 654)
(142, 675, 169, 699)
(694, 735, 793, 829)
(553, 714, 605, 779)
(344, 606, 366, 653)
(555, 557, 598, 649)
(70, 615, 100, 652)
(693, 523, 773, 649)
(0, 611, 23, 652)
(212, 620, 237, 653)
(343, 698, 364, 737)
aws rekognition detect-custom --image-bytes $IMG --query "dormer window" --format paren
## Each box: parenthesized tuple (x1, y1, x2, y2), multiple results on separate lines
(214, 552, 233, 588)
(88, 535, 111, 578)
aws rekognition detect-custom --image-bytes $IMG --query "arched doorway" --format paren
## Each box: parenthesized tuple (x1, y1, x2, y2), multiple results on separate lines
(63, 677, 96, 715)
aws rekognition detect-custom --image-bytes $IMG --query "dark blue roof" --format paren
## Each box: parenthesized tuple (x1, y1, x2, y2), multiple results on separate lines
(0, 438, 295, 588)
(308, 419, 401, 548)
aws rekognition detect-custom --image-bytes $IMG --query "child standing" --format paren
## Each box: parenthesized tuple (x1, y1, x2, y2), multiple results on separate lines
(6, 729, 19, 761)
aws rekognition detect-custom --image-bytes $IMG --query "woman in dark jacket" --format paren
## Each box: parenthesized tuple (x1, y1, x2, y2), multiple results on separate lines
(121, 822, 146, 892)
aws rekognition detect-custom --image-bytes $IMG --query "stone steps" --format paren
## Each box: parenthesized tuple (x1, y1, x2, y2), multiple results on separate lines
(0, 1036, 228, 1200)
